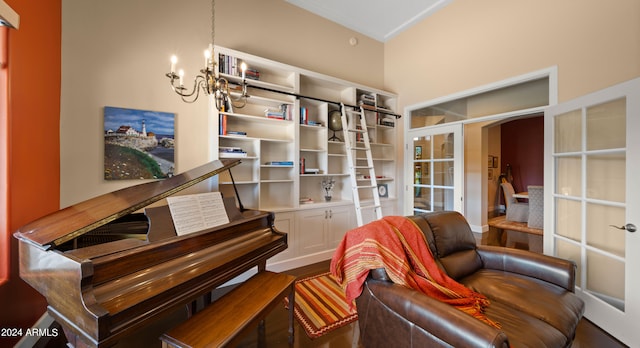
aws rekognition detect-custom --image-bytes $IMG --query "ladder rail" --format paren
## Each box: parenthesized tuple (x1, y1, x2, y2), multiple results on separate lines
(340, 103, 382, 226)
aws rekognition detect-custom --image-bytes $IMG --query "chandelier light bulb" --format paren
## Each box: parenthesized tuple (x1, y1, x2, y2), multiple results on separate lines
(204, 49, 211, 68)
(170, 55, 177, 74)
(241, 62, 247, 80)
(178, 69, 185, 86)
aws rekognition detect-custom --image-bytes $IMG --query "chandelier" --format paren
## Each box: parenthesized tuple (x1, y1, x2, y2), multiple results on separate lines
(165, 0, 248, 111)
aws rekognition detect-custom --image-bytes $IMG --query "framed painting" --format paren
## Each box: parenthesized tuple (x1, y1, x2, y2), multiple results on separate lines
(104, 106, 175, 180)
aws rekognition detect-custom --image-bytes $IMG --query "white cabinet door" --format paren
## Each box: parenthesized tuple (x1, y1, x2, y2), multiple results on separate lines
(327, 207, 354, 248)
(545, 77, 640, 346)
(296, 208, 328, 255)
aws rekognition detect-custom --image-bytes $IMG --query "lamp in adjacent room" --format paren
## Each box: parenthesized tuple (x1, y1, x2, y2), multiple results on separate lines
(165, 0, 248, 111)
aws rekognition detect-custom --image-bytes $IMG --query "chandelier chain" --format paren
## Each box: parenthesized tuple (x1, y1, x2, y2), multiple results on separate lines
(211, 0, 215, 47)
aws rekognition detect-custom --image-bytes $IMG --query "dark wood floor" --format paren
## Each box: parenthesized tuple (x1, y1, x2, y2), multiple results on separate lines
(234, 260, 626, 348)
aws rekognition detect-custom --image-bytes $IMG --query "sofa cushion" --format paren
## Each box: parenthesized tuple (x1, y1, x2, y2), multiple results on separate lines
(482, 299, 569, 347)
(460, 269, 584, 341)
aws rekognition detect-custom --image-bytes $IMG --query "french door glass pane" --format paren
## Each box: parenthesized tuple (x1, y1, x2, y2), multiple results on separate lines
(555, 198, 582, 242)
(586, 153, 625, 202)
(434, 188, 454, 211)
(586, 203, 625, 257)
(434, 133, 453, 159)
(586, 98, 626, 151)
(556, 156, 581, 197)
(586, 250, 625, 311)
(434, 161, 454, 186)
(556, 239, 582, 286)
(414, 186, 431, 212)
(554, 110, 582, 153)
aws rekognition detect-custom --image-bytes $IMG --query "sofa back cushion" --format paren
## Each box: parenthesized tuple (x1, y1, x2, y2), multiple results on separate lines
(409, 211, 483, 280)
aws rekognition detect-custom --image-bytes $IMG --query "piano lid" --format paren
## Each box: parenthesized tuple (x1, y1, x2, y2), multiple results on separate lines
(14, 159, 241, 249)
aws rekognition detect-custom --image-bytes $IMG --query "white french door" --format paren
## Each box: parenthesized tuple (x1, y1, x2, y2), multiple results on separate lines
(545, 78, 640, 346)
(405, 123, 463, 215)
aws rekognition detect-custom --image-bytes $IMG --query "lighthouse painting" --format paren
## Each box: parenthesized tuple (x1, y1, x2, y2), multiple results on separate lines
(104, 106, 175, 180)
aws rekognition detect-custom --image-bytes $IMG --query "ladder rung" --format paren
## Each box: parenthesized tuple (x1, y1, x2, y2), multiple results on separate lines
(353, 166, 372, 169)
(355, 185, 377, 189)
(350, 146, 368, 151)
(357, 204, 382, 210)
(347, 129, 366, 133)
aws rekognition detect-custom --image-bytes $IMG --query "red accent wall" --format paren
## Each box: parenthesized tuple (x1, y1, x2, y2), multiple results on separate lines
(500, 115, 544, 192)
(0, 0, 61, 345)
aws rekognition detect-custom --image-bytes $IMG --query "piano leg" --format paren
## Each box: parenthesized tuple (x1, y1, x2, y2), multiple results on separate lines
(61, 326, 93, 348)
(257, 319, 266, 348)
(188, 290, 213, 317)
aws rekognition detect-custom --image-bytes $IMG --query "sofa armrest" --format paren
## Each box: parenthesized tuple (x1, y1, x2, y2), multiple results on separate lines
(476, 245, 577, 292)
(357, 279, 509, 348)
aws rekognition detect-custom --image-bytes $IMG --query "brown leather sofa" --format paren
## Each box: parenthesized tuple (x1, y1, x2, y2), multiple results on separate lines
(355, 211, 585, 347)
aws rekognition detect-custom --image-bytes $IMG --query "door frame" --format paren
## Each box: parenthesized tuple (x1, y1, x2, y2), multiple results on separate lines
(403, 66, 558, 231)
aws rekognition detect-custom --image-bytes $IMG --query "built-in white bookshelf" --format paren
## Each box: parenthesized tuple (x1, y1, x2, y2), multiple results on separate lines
(213, 46, 397, 212)
(212, 45, 399, 270)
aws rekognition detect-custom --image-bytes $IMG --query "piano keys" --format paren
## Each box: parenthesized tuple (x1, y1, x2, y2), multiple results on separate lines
(14, 159, 288, 347)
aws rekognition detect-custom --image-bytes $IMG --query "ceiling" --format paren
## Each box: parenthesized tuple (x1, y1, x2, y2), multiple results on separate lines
(285, 0, 452, 42)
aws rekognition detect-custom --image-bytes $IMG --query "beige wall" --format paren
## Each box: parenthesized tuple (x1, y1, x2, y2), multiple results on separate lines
(60, 0, 383, 207)
(385, 0, 640, 107)
(386, 0, 640, 224)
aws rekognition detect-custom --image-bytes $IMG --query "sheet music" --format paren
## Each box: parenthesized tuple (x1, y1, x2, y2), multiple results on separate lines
(167, 192, 230, 236)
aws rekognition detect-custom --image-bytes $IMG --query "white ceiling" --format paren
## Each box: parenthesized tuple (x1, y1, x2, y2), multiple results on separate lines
(286, 0, 452, 42)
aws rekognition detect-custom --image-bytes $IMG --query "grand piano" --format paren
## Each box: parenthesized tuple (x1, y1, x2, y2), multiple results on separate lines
(14, 159, 288, 347)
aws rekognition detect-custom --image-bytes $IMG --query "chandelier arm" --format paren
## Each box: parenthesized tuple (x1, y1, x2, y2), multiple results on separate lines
(170, 75, 206, 100)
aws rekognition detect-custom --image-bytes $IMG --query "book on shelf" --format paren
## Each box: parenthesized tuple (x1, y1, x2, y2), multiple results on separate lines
(219, 114, 227, 135)
(264, 104, 293, 121)
(217, 53, 260, 80)
(303, 168, 320, 174)
(299, 106, 308, 124)
(359, 94, 375, 106)
(364, 175, 386, 179)
(299, 197, 314, 204)
(219, 146, 247, 158)
(226, 130, 247, 137)
(265, 161, 294, 166)
(380, 116, 395, 127)
(244, 68, 260, 80)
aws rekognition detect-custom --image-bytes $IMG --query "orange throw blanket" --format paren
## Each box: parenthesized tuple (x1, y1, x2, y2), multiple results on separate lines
(330, 216, 499, 328)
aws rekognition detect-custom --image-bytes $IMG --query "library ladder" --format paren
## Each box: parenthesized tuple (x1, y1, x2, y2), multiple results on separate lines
(340, 103, 382, 226)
